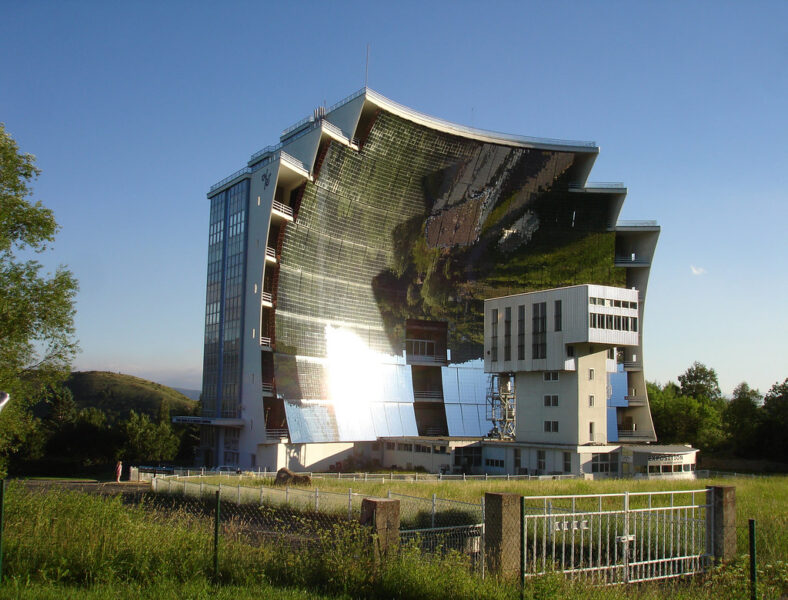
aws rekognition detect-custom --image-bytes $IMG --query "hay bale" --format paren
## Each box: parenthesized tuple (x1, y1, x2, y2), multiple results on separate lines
(274, 467, 311, 487)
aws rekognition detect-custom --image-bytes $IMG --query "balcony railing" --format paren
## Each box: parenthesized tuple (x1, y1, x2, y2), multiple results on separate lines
(271, 200, 294, 220)
(209, 167, 252, 193)
(413, 390, 443, 401)
(279, 151, 309, 173)
(623, 361, 642, 371)
(264, 428, 289, 442)
(265, 246, 277, 262)
(261, 292, 273, 306)
(616, 220, 659, 228)
(614, 255, 651, 266)
(405, 339, 447, 363)
(568, 182, 626, 190)
(625, 395, 647, 406)
(262, 383, 274, 396)
(260, 336, 272, 349)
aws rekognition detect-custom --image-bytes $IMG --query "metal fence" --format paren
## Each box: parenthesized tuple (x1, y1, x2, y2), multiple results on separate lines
(518, 489, 711, 584)
(401, 523, 485, 576)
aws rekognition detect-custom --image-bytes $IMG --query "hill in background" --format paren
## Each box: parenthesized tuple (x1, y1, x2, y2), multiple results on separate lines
(64, 371, 198, 424)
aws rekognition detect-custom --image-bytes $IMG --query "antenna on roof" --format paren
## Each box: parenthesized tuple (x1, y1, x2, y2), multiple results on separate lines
(365, 43, 370, 88)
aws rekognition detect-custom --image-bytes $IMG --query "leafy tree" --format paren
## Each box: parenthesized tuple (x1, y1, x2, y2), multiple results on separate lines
(0, 124, 78, 473)
(678, 362, 722, 403)
(723, 383, 762, 457)
(120, 411, 178, 463)
(759, 379, 788, 462)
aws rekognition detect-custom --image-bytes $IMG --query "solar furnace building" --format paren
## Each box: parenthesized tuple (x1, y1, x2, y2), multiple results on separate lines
(185, 88, 660, 472)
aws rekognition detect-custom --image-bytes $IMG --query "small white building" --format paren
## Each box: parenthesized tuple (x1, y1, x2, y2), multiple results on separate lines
(481, 284, 697, 478)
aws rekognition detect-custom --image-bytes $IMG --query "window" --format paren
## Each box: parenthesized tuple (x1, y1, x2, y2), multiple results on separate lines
(532, 302, 546, 359)
(554, 300, 562, 331)
(517, 305, 525, 360)
(397, 443, 413, 452)
(485, 458, 504, 468)
(543, 371, 559, 382)
(537, 450, 546, 472)
(544, 420, 559, 433)
(504, 307, 512, 361)
(385, 442, 395, 450)
(490, 309, 498, 362)
(563, 452, 571, 473)
(589, 395, 595, 407)
(415, 444, 431, 454)
(591, 452, 619, 473)
(566, 345, 574, 358)
(588, 368, 595, 381)
(608, 348, 615, 360)
(589, 421, 595, 442)
(543, 395, 558, 407)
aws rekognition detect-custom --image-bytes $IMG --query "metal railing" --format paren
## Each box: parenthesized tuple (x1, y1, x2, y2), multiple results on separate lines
(271, 200, 293, 219)
(614, 255, 651, 265)
(265, 246, 276, 261)
(279, 151, 308, 173)
(616, 220, 659, 228)
(209, 167, 252, 193)
(264, 428, 289, 442)
(413, 390, 443, 400)
(261, 291, 273, 305)
(569, 182, 626, 190)
(520, 489, 712, 583)
(261, 383, 274, 395)
(259, 336, 272, 348)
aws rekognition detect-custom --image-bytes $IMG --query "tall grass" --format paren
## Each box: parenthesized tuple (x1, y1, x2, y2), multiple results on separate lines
(3, 483, 786, 599)
(190, 474, 787, 563)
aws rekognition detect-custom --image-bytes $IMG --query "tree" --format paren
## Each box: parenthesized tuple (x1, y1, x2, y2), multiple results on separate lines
(759, 379, 788, 463)
(120, 411, 178, 463)
(678, 362, 722, 403)
(0, 124, 78, 472)
(723, 383, 762, 457)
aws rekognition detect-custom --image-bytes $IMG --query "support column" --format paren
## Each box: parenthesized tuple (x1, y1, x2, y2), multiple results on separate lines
(707, 485, 736, 562)
(484, 492, 520, 577)
(360, 498, 400, 561)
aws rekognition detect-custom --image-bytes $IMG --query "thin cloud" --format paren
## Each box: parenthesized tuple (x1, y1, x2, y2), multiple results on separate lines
(690, 265, 707, 276)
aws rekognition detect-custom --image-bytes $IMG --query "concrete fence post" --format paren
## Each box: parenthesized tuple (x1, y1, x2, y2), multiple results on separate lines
(484, 492, 521, 577)
(707, 485, 736, 563)
(360, 498, 400, 563)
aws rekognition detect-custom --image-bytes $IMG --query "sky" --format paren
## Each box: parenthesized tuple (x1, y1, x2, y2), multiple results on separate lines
(1, 1, 786, 396)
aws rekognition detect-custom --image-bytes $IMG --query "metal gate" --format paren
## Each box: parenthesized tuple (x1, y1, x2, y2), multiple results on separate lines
(520, 489, 712, 583)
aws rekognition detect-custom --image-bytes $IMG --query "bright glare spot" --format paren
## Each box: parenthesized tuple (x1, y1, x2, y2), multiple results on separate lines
(325, 325, 385, 410)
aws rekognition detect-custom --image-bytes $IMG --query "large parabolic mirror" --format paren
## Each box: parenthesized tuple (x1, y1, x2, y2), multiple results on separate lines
(268, 110, 625, 443)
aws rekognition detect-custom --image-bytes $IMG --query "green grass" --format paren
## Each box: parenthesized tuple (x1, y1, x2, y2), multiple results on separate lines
(187, 474, 788, 564)
(3, 482, 786, 599)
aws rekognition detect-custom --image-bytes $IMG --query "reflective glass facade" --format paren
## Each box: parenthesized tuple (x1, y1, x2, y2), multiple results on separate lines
(201, 179, 249, 419)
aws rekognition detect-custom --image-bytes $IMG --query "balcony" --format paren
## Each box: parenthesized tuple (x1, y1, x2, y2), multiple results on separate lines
(617, 425, 652, 439)
(261, 291, 273, 308)
(265, 246, 277, 264)
(623, 361, 642, 371)
(614, 254, 651, 268)
(260, 336, 272, 351)
(264, 428, 289, 443)
(262, 382, 274, 397)
(625, 395, 647, 406)
(405, 339, 447, 365)
(413, 390, 443, 402)
(271, 200, 294, 222)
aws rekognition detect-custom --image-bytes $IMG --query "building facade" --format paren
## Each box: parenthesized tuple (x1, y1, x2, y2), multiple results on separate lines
(179, 88, 677, 475)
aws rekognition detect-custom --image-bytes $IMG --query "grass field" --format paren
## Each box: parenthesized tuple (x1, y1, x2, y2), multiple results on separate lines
(187, 474, 788, 564)
(3, 478, 786, 599)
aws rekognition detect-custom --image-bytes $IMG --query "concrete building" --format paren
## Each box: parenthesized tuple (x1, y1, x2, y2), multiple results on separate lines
(175, 88, 693, 477)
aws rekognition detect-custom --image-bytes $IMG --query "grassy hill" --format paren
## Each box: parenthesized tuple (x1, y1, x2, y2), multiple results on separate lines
(64, 371, 198, 424)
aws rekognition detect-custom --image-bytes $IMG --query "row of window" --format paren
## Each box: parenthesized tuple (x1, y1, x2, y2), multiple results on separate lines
(589, 297, 637, 310)
(589, 313, 638, 332)
(485, 458, 504, 468)
(385, 442, 449, 454)
(535, 450, 571, 473)
(490, 300, 562, 362)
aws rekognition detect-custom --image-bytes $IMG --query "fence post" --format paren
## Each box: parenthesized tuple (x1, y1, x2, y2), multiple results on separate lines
(484, 492, 520, 577)
(0, 479, 5, 585)
(315, 487, 319, 512)
(213, 490, 220, 581)
(431, 493, 436, 528)
(706, 486, 736, 563)
(260, 485, 264, 505)
(237, 483, 241, 505)
(749, 519, 757, 600)
(348, 488, 353, 520)
(360, 498, 400, 564)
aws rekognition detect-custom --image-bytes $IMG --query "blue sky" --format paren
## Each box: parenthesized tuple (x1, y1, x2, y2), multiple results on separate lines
(2, 1, 786, 395)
